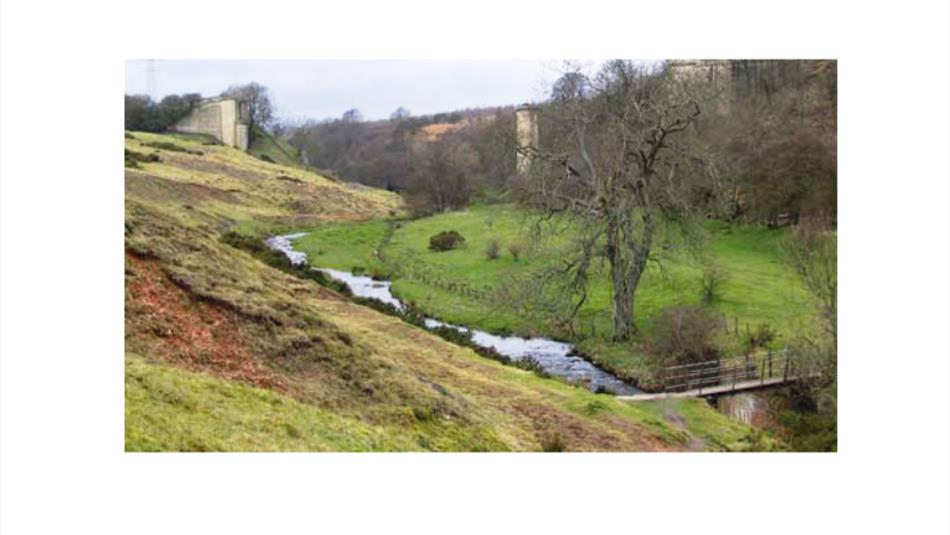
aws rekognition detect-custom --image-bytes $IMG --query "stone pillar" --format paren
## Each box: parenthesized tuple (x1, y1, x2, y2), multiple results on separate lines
(515, 104, 539, 176)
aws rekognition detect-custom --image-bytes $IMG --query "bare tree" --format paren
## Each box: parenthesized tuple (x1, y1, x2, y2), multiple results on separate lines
(341, 108, 363, 123)
(390, 107, 411, 121)
(222, 82, 274, 132)
(520, 61, 704, 340)
(407, 133, 480, 214)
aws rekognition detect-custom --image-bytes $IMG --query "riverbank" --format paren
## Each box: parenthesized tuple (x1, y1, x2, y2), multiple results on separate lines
(265, 232, 641, 395)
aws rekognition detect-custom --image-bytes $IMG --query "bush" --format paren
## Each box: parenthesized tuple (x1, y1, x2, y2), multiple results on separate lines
(428, 230, 465, 251)
(511, 357, 549, 377)
(507, 243, 524, 262)
(258, 154, 276, 163)
(745, 322, 777, 351)
(485, 238, 500, 260)
(649, 306, 723, 367)
(700, 264, 728, 304)
(125, 148, 161, 168)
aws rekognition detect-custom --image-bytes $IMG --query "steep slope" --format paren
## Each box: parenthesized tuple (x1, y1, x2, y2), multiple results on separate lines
(247, 125, 302, 167)
(124, 131, 773, 451)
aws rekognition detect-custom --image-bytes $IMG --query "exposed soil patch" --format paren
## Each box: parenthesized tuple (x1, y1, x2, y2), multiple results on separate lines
(125, 251, 285, 391)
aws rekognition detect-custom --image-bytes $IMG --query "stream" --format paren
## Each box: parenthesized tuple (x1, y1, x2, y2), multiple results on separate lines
(265, 233, 641, 395)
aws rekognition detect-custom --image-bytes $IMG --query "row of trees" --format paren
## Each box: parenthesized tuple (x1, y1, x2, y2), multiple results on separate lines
(285, 106, 516, 214)
(125, 82, 276, 141)
(700, 61, 838, 225)
(125, 93, 203, 132)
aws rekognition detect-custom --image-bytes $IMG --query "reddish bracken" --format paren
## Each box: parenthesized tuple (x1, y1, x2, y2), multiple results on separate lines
(125, 252, 286, 392)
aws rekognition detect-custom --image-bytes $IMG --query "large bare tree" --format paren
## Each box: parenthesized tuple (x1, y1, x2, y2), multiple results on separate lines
(519, 61, 705, 340)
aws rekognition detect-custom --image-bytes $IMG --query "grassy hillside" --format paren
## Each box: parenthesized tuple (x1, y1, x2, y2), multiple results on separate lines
(126, 352, 417, 452)
(124, 131, 776, 451)
(291, 205, 815, 380)
(247, 125, 302, 167)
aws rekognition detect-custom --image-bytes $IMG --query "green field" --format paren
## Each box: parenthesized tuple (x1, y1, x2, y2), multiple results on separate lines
(291, 204, 815, 380)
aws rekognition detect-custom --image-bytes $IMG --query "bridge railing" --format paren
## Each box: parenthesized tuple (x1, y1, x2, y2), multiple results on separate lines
(660, 349, 814, 394)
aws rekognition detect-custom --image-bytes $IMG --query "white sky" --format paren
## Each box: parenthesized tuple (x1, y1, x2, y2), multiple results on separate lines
(124, 59, 602, 122)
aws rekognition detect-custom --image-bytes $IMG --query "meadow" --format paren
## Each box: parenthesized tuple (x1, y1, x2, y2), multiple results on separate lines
(292, 204, 815, 380)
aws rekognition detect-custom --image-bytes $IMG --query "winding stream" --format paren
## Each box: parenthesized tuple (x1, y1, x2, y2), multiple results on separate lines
(265, 233, 641, 395)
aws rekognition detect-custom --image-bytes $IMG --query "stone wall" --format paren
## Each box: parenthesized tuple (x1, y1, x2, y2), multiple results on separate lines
(171, 98, 249, 149)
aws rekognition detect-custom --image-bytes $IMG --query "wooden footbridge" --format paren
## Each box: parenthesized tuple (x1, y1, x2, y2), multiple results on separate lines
(617, 349, 818, 401)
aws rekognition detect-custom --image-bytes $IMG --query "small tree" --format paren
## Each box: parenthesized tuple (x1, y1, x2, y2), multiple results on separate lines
(700, 263, 728, 305)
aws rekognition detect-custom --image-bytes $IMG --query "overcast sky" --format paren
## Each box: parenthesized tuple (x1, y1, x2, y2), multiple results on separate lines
(124, 60, 595, 122)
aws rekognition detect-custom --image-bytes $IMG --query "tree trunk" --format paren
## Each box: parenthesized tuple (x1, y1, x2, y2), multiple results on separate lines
(606, 218, 635, 341)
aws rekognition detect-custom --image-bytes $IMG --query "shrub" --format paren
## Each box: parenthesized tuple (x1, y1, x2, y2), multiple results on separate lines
(649, 305, 723, 367)
(485, 238, 500, 260)
(507, 242, 524, 262)
(745, 322, 777, 351)
(428, 230, 465, 251)
(700, 264, 728, 305)
(511, 356, 548, 377)
(125, 148, 161, 168)
(258, 154, 276, 163)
